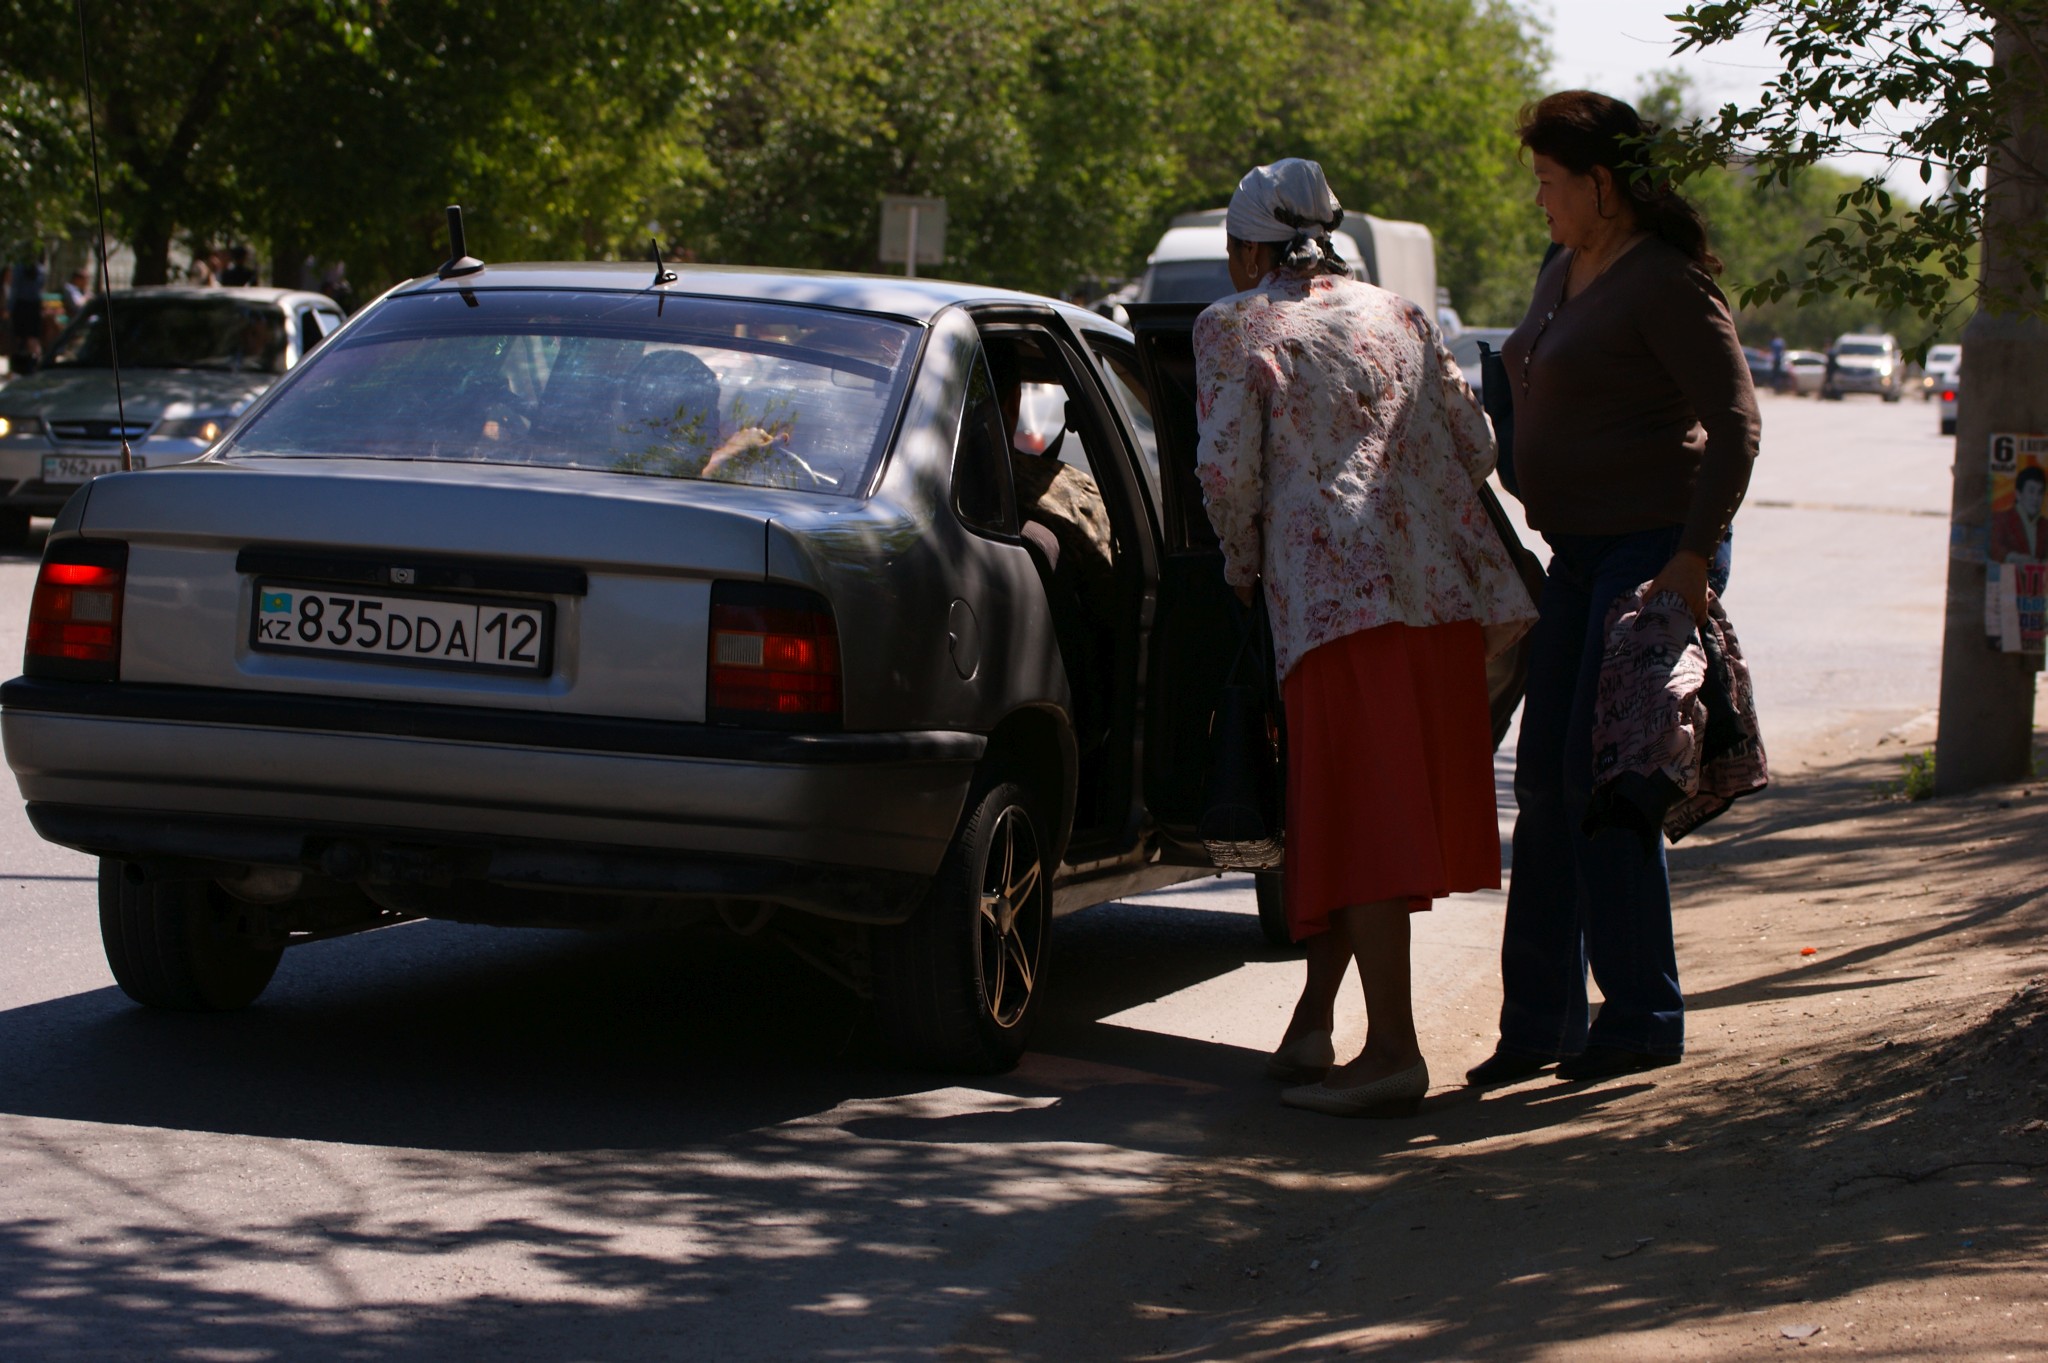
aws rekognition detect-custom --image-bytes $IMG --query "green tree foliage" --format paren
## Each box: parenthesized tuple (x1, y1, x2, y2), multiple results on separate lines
(0, 70, 89, 250)
(679, 0, 1551, 319)
(0, 0, 819, 285)
(5, 0, 1558, 316)
(1651, 1, 2046, 334)
(1634, 72, 1930, 348)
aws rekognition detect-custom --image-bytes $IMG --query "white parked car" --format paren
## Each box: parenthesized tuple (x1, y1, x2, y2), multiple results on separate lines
(1822, 332, 1904, 402)
(1920, 342, 1962, 401)
(0, 287, 347, 548)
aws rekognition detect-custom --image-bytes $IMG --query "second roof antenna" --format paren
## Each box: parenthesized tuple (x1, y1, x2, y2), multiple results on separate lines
(438, 205, 484, 279)
(73, 0, 131, 473)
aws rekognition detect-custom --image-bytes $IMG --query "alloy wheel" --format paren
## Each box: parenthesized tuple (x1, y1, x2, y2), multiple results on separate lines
(975, 803, 1045, 1029)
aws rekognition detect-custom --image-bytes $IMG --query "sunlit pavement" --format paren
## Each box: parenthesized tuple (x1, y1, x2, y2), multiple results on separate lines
(0, 394, 1975, 1359)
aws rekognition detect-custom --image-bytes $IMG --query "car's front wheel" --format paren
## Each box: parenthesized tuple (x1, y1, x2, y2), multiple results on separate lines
(98, 859, 283, 1011)
(873, 779, 1050, 1073)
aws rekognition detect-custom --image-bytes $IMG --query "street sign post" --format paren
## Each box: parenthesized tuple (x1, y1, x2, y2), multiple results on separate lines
(879, 195, 946, 278)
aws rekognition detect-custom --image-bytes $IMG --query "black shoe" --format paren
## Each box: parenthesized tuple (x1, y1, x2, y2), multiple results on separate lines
(1465, 1047, 1555, 1086)
(1554, 1045, 1681, 1082)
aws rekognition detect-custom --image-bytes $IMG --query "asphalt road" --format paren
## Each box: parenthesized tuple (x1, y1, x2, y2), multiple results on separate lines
(0, 392, 1969, 1360)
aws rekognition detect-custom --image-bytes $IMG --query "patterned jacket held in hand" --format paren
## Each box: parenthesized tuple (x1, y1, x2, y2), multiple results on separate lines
(1585, 584, 1769, 846)
(1193, 269, 1537, 681)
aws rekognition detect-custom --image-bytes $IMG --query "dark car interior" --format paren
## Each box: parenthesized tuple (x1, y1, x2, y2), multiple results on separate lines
(971, 320, 1154, 855)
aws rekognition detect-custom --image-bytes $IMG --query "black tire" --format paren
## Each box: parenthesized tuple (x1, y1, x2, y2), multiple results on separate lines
(98, 859, 282, 1011)
(1254, 871, 1295, 949)
(873, 779, 1050, 1073)
(1822, 387, 1842, 401)
(1883, 388, 1901, 403)
(0, 508, 30, 552)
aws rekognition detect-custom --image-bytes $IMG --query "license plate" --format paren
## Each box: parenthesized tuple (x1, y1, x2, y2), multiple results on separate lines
(43, 454, 122, 485)
(250, 582, 553, 675)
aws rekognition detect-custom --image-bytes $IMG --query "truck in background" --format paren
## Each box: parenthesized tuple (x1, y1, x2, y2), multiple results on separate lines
(1123, 208, 1439, 318)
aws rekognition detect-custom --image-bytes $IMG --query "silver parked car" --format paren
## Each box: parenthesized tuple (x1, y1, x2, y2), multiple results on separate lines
(1449, 327, 1515, 392)
(0, 287, 348, 549)
(1, 262, 1537, 1072)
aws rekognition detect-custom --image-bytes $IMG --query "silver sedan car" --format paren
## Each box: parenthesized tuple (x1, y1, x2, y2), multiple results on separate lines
(0, 287, 348, 548)
(2, 262, 1536, 1072)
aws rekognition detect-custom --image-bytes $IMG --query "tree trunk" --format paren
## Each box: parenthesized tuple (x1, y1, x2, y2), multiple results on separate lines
(1933, 19, 2048, 795)
(128, 223, 173, 286)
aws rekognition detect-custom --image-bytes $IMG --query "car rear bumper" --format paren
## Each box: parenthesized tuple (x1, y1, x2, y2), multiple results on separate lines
(2, 678, 984, 900)
(1830, 370, 1892, 392)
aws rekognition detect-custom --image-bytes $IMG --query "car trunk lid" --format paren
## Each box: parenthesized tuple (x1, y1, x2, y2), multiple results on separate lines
(77, 457, 789, 723)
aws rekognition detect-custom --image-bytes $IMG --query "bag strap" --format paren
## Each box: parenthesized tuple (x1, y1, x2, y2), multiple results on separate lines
(1223, 591, 1278, 707)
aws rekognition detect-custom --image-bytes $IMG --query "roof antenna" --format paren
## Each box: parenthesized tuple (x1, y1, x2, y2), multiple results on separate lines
(650, 237, 676, 316)
(438, 205, 484, 279)
(73, 0, 132, 473)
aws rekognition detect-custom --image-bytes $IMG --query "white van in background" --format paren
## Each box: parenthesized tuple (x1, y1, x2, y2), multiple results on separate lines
(1130, 208, 1439, 316)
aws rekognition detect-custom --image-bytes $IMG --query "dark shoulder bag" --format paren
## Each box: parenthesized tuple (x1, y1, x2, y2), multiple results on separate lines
(1477, 340, 1518, 500)
(1198, 592, 1286, 871)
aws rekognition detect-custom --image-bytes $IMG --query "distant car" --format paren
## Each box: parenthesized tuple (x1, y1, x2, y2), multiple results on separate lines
(1449, 327, 1516, 392)
(1741, 346, 1774, 387)
(1920, 342, 1962, 401)
(1781, 349, 1828, 396)
(1940, 374, 1960, 435)
(0, 263, 1540, 1073)
(1822, 332, 1903, 402)
(0, 287, 347, 548)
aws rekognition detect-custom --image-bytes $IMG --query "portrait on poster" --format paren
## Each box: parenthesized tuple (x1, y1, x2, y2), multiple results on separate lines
(1986, 432, 2048, 653)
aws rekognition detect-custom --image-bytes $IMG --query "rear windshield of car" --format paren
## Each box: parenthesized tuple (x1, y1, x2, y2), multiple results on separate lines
(48, 296, 288, 374)
(1836, 341, 1888, 356)
(224, 289, 921, 496)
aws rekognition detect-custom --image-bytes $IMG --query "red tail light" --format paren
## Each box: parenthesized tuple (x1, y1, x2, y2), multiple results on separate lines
(707, 583, 841, 727)
(1941, 389, 1956, 402)
(25, 539, 128, 680)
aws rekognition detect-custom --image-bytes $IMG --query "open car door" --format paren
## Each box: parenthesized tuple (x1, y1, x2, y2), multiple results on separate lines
(1123, 303, 1545, 866)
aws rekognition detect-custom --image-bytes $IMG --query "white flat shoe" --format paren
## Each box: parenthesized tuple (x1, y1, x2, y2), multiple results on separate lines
(1265, 1029, 1335, 1082)
(1281, 1058, 1429, 1117)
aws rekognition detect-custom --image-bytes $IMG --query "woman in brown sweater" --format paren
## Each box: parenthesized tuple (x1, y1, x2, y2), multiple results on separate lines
(1469, 90, 1759, 1086)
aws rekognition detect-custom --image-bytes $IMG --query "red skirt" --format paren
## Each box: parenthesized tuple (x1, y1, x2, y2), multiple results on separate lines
(1282, 620, 1501, 941)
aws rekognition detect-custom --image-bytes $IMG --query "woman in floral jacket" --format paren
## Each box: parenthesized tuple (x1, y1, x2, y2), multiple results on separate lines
(1195, 159, 1536, 1117)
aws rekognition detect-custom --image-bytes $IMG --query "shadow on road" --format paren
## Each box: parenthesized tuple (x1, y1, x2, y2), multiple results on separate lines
(0, 889, 1282, 1151)
(3, 756, 2045, 1360)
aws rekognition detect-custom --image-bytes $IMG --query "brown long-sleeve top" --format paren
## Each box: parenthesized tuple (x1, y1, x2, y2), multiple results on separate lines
(1501, 236, 1759, 558)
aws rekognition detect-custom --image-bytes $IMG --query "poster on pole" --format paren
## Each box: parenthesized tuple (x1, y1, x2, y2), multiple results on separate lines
(878, 196, 946, 276)
(1984, 432, 2048, 653)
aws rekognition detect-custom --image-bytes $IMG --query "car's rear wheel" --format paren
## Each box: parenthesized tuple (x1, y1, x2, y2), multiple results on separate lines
(0, 508, 30, 552)
(873, 779, 1049, 1073)
(98, 859, 283, 1011)
(1255, 871, 1295, 949)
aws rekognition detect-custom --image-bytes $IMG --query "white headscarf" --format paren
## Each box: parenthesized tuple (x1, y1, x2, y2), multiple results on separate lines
(1225, 158, 1347, 273)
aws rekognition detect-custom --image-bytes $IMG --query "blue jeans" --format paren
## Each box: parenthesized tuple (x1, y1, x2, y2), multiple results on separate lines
(1498, 526, 1688, 1058)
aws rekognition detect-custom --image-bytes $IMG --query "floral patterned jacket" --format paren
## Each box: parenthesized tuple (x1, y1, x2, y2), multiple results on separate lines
(1194, 270, 1538, 680)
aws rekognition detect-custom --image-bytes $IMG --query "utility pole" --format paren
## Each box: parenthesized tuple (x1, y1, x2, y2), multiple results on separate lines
(1934, 17, 2048, 795)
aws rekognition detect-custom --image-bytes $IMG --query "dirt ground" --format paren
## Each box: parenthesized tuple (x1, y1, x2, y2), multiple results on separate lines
(946, 715, 2048, 1362)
